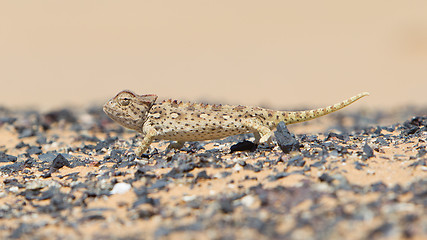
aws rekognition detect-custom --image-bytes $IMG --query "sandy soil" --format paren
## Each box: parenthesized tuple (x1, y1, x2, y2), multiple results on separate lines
(0, 106, 426, 239)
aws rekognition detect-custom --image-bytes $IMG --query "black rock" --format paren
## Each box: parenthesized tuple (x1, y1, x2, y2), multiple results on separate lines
(38, 153, 58, 162)
(0, 162, 24, 174)
(135, 208, 156, 219)
(9, 223, 34, 239)
(322, 141, 333, 148)
(26, 146, 42, 155)
(79, 134, 100, 142)
(36, 135, 47, 145)
(402, 126, 419, 136)
(178, 162, 196, 172)
(134, 186, 149, 197)
(367, 222, 393, 239)
(43, 109, 77, 124)
(133, 195, 157, 208)
(18, 128, 36, 139)
(181, 142, 205, 153)
(310, 160, 326, 168)
(41, 172, 52, 178)
(326, 132, 346, 141)
(237, 160, 246, 167)
(219, 171, 232, 178)
(354, 161, 367, 170)
(362, 143, 374, 160)
(268, 172, 290, 181)
(383, 126, 395, 132)
(195, 170, 211, 180)
(218, 198, 234, 213)
(186, 198, 202, 209)
(62, 172, 80, 181)
(286, 155, 305, 167)
(406, 116, 427, 127)
(374, 136, 389, 146)
(371, 181, 388, 192)
(154, 227, 171, 239)
(134, 168, 153, 180)
(0, 117, 16, 125)
(274, 121, 300, 153)
(164, 167, 184, 179)
(22, 189, 41, 200)
(38, 188, 56, 200)
(104, 149, 125, 161)
(319, 173, 335, 184)
(95, 136, 118, 152)
(35, 189, 71, 213)
(246, 216, 278, 237)
(3, 178, 19, 185)
(408, 159, 426, 168)
(150, 179, 169, 190)
(82, 144, 96, 152)
(50, 154, 71, 171)
(230, 140, 257, 152)
(0, 152, 17, 162)
(416, 147, 426, 158)
(80, 213, 106, 222)
(15, 142, 29, 149)
(300, 134, 319, 142)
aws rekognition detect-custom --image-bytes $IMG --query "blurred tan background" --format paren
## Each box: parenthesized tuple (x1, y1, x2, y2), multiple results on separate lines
(0, 0, 426, 111)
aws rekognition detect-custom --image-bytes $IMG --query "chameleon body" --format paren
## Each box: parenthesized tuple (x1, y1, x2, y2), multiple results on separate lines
(103, 90, 369, 156)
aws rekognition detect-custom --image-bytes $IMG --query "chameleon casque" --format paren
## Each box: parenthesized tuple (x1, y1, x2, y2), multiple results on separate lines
(103, 90, 369, 156)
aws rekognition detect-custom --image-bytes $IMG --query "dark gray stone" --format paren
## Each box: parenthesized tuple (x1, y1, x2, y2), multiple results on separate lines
(50, 154, 71, 171)
(274, 121, 300, 153)
(362, 143, 374, 160)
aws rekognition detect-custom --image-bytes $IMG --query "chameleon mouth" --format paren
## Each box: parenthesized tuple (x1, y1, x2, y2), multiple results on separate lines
(102, 101, 116, 118)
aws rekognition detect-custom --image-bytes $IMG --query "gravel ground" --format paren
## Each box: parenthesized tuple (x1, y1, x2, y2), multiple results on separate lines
(0, 105, 426, 240)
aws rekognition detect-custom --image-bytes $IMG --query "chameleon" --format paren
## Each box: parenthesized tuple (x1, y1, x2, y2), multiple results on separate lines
(103, 90, 369, 156)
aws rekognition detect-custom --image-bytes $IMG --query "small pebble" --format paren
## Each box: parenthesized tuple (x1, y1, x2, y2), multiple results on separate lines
(8, 186, 19, 193)
(110, 182, 132, 195)
(50, 154, 71, 171)
(362, 143, 374, 160)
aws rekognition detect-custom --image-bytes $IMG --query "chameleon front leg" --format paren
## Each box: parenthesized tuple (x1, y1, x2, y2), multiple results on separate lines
(135, 126, 158, 156)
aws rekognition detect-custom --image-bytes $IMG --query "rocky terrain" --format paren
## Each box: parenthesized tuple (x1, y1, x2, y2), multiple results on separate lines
(0, 106, 426, 239)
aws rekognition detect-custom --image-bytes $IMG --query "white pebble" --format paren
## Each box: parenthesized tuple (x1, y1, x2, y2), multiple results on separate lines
(232, 164, 243, 172)
(241, 195, 255, 207)
(8, 186, 19, 193)
(110, 182, 131, 195)
(182, 195, 197, 202)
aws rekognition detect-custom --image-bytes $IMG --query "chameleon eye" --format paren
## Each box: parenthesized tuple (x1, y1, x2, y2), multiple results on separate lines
(119, 98, 130, 106)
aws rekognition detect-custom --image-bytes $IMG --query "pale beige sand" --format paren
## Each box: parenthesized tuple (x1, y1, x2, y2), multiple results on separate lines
(0, 1, 426, 111)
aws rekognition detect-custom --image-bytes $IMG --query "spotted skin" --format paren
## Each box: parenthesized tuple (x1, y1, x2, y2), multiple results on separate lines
(103, 90, 369, 156)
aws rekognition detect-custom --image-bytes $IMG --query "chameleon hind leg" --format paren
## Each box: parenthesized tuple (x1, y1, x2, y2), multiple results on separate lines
(242, 119, 273, 145)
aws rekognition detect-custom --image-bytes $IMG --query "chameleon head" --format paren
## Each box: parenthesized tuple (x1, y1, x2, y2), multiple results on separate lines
(103, 90, 158, 131)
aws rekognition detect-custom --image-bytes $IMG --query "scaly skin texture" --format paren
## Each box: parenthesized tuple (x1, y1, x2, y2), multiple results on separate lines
(103, 90, 369, 156)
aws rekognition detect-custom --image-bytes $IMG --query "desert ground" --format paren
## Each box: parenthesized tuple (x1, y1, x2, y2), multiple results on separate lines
(0, 104, 426, 239)
(0, 1, 426, 239)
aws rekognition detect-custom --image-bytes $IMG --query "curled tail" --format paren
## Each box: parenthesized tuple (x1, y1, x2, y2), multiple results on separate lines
(271, 92, 369, 125)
